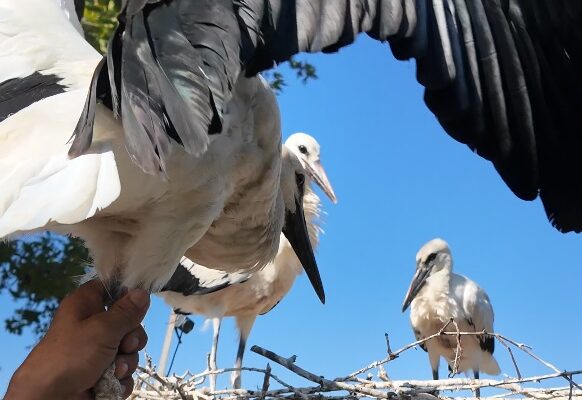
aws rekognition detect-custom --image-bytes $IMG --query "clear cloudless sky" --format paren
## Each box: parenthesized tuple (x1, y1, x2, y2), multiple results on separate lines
(1, 36, 581, 395)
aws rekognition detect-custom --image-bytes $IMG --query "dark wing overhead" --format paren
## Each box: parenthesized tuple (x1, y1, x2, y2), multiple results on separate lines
(72, 0, 582, 232)
(240, 0, 582, 233)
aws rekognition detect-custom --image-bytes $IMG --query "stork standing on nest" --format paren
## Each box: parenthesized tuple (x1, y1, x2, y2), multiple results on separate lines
(160, 133, 336, 390)
(402, 238, 500, 396)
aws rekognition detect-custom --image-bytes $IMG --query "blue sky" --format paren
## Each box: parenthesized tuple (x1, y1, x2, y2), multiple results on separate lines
(1, 36, 581, 395)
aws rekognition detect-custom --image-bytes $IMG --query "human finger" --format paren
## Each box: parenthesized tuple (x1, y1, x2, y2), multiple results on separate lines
(57, 280, 107, 321)
(119, 326, 148, 354)
(92, 289, 150, 344)
(119, 377, 135, 399)
(115, 353, 139, 380)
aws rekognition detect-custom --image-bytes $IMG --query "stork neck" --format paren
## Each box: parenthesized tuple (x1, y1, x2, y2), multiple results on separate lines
(423, 267, 452, 299)
(304, 183, 323, 250)
(302, 185, 321, 223)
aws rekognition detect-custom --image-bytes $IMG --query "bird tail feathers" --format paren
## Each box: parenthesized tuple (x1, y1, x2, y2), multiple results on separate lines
(481, 354, 501, 376)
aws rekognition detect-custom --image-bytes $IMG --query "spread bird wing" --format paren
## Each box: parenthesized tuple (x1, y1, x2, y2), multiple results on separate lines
(94, 0, 582, 232)
(0, 0, 119, 238)
(70, 0, 244, 175)
(160, 256, 253, 296)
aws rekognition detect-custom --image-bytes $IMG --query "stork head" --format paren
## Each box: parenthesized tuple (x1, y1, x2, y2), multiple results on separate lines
(285, 133, 337, 204)
(402, 238, 452, 312)
(280, 146, 325, 304)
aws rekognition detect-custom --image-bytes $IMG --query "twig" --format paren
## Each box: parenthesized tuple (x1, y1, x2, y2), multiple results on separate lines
(496, 335, 522, 379)
(250, 345, 395, 399)
(449, 319, 463, 377)
(175, 384, 188, 400)
(490, 333, 582, 391)
(354, 370, 582, 391)
(130, 329, 582, 400)
(137, 366, 172, 389)
(259, 364, 271, 400)
(385, 333, 393, 355)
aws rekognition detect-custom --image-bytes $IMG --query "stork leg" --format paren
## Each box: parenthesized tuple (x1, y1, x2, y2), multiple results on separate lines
(473, 370, 481, 398)
(427, 369, 440, 397)
(428, 350, 440, 396)
(231, 315, 257, 389)
(231, 334, 247, 389)
(209, 318, 221, 393)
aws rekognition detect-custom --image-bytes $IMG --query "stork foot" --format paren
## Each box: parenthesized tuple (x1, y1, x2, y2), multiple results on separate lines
(94, 363, 124, 400)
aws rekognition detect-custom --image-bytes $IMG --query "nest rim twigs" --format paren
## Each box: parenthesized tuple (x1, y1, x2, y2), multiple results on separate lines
(130, 327, 582, 400)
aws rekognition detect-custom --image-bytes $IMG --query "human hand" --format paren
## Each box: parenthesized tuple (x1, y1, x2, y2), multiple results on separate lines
(5, 280, 150, 400)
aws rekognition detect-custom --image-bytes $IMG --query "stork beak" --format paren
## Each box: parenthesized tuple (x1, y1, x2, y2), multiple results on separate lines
(304, 160, 337, 204)
(282, 196, 325, 304)
(401, 263, 433, 312)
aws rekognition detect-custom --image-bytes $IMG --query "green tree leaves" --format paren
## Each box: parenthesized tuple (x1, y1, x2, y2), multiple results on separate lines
(0, 234, 89, 337)
(82, 0, 120, 54)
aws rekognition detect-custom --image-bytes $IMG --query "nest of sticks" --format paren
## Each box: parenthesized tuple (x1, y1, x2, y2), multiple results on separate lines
(129, 321, 581, 400)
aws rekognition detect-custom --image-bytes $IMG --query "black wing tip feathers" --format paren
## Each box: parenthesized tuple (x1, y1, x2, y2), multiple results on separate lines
(479, 335, 495, 355)
(0, 73, 67, 124)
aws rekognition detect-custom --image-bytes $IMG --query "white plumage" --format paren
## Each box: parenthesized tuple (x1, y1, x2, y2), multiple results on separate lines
(402, 238, 500, 391)
(159, 133, 336, 389)
(0, 0, 324, 300)
(0, 0, 112, 234)
(1, 5, 324, 398)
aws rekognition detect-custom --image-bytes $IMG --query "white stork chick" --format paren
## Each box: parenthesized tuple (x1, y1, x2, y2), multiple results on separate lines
(159, 133, 336, 389)
(0, 4, 323, 397)
(0, 0, 324, 301)
(402, 238, 500, 395)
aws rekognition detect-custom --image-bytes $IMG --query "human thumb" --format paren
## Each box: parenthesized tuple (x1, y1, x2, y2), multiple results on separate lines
(98, 289, 150, 343)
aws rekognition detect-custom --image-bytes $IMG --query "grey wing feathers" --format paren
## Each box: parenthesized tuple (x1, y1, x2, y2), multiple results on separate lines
(68, 57, 107, 157)
(71, 0, 582, 232)
(71, 0, 242, 174)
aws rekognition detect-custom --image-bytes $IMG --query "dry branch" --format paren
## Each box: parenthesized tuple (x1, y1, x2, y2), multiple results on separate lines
(129, 328, 582, 400)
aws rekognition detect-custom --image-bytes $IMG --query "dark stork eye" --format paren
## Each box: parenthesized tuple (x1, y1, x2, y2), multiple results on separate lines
(298, 145, 308, 155)
(425, 253, 437, 264)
